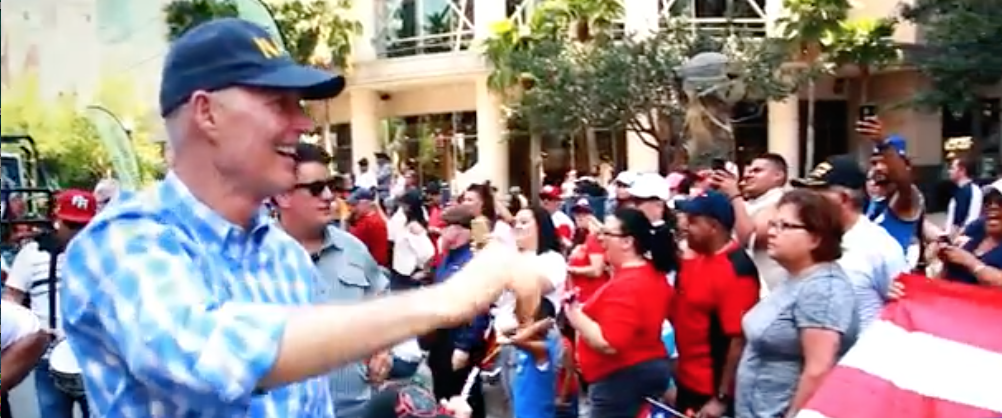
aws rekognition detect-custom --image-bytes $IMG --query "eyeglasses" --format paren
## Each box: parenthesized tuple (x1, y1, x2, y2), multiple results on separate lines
(599, 230, 628, 238)
(768, 220, 808, 232)
(294, 179, 336, 196)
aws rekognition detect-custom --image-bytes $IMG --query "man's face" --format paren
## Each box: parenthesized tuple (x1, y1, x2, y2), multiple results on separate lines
(542, 198, 560, 213)
(683, 215, 719, 252)
(441, 224, 471, 249)
(276, 161, 335, 228)
(743, 158, 783, 197)
(948, 159, 965, 182)
(197, 87, 313, 198)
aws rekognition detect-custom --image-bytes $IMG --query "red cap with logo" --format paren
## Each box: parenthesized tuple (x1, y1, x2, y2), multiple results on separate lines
(539, 185, 562, 201)
(54, 189, 97, 224)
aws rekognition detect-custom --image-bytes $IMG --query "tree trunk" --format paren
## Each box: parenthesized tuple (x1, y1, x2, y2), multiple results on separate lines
(322, 100, 335, 170)
(805, 78, 817, 171)
(585, 127, 598, 170)
(529, 131, 543, 204)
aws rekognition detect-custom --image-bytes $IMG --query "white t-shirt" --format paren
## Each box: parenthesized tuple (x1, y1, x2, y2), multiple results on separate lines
(493, 250, 567, 332)
(745, 187, 785, 296)
(839, 216, 909, 328)
(551, 211, 575, 240)
(491, 221, 517, 248)
(356, 170, 377, 190)
(6, 241, 64, 330)
(1, 299, 41, 350)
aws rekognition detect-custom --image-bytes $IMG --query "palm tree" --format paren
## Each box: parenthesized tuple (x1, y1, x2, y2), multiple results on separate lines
(271, 0, 360, 157)
(825, 17, 899, 105)
(775, 0, 850, 170)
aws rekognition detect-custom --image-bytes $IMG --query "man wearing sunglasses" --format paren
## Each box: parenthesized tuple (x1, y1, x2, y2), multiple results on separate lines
(273, 142, 393, 418)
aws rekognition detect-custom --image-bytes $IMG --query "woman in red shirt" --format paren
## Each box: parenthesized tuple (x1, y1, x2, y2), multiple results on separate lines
(565, 207, 677, 418)
(566, 198, 608, 302)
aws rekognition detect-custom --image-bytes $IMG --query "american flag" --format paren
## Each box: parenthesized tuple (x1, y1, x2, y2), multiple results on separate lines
(796, 273, 1002, 418)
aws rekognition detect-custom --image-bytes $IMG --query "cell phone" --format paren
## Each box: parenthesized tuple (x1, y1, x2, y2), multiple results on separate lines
(710, 158, 727, 171)
(859, 104, 878, 121)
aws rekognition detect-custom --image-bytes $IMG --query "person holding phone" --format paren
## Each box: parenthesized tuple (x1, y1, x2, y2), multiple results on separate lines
(936, 188, 1002, 287)
(566, 208, 676, 418)
(857, 113, 923, 254)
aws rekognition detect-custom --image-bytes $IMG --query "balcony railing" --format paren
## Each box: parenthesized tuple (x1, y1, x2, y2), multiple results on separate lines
(377, 0, 475, 58)
(659, 0, 768, 37)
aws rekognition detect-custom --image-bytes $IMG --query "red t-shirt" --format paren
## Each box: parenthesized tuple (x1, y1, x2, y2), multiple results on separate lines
(671, 242, 759, 395)
(567, 234, 608, 302)
(349, 211, 389, 267)
(576, 262, 673, 382)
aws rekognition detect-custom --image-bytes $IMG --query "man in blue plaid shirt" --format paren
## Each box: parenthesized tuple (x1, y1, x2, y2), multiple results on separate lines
(60, 18, 544, 417)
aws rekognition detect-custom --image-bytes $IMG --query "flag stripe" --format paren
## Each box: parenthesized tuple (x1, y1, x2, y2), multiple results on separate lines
(885, 274, 1002, 353)
(799, 365, 998, 418)
(836, 320, 1002, 413)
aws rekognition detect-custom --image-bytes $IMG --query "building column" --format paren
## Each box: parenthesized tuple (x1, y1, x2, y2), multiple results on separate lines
(765, 0, 801, 176)
(623, 0, 661, 172)
(475, 77, 509, 190)
(351, 0, 377, 60)
(350, 89, 381, 170)
(768, 97, 801, 175)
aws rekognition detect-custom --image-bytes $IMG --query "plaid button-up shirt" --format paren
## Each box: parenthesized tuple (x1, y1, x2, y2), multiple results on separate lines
(60, 173, 333, 417)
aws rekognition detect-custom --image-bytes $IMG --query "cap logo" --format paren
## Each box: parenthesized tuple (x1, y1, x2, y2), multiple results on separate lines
(252, 37, 284, 59)
(70, 195, 90, 210)
(808, 162, 832, 178)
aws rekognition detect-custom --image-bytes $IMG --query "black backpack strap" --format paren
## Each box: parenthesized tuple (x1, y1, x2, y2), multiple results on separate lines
(46, 245, 59, 330)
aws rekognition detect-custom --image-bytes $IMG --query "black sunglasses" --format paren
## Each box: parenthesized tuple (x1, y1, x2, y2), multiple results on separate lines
(293, 179, 336, 196)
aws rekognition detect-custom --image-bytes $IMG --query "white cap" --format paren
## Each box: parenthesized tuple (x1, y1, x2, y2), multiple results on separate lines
(627, 172, 670, 200)
(612, 171, 637, 186)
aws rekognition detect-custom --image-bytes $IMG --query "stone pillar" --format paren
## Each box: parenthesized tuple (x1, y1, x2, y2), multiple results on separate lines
(350, 89, 381, 170)
(475, 77, 509, 189)
(623, 0, 661, 172)
(351, 0, 377, 60)
(474, 0, 508, 40)
(768, 98, 801, 176)
(765, 0, 801, 176)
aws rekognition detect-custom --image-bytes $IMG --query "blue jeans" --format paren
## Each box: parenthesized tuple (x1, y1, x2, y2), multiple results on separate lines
(34, 359, 88, 418)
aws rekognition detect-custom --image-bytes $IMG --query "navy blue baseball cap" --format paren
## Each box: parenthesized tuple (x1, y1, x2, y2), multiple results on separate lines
(159, 18, 345, 116)
(347, 187, 375, 204)
(676, 190, 735, 230)
(791, 155, 867, 190)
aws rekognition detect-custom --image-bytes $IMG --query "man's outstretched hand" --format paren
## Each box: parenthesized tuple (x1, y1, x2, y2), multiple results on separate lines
(437, 243, 543, 326)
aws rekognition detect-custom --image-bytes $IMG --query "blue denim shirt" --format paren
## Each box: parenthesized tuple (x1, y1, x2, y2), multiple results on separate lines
(313, 227, 388, 418)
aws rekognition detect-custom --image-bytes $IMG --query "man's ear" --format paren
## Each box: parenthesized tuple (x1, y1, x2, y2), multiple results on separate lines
(273, 193, 293, 209)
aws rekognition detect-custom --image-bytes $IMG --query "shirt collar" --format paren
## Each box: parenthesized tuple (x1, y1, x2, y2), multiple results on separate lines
(160, 172, 272, 247)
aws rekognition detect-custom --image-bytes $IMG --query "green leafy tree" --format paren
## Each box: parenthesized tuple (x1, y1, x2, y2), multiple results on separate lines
(484, 1, 795, 171)
(163, 0, 240, 40)
(0, 74, 162, 188)
(776, 0, 852, 169)
(900, 0, 1002, 116)
(824, 17, 900, 102)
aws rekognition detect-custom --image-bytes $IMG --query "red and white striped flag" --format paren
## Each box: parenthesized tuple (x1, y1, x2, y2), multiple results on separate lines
(797, 273, 1002, 418)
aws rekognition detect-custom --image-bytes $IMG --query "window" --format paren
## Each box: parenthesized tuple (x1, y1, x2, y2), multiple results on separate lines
(943, 98, 1001, 176)
(383, 0, 474, 57)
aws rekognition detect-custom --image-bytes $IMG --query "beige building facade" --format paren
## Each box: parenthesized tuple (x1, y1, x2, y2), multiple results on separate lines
(331, 0, 1000, 190)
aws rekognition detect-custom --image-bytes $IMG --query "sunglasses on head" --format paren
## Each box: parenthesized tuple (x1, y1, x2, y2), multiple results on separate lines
(294, 179, 337, 196)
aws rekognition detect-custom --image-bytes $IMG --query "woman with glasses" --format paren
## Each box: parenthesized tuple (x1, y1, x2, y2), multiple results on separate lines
(565, 207, 675, 418)
(735, 189, 860, 417)
(936, 187, 1002, 287)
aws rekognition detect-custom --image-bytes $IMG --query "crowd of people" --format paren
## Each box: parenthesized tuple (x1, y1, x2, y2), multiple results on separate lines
(2, 17, 1001, 418)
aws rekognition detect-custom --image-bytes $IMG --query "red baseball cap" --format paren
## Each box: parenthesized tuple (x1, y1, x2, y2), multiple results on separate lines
(54, 189, 97, 224)
(539, 185, 561, 201)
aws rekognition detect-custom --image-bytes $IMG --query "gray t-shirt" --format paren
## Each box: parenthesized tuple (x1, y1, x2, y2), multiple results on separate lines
(734, 262, 860, 418)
